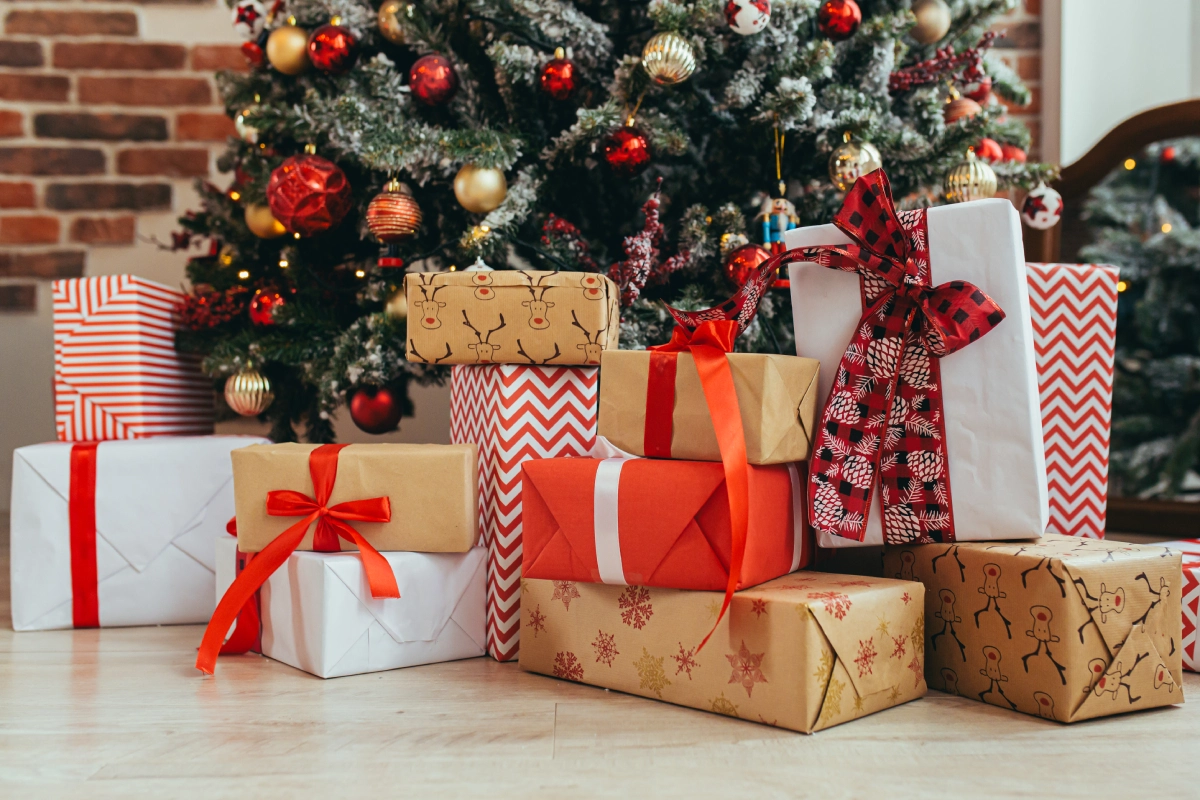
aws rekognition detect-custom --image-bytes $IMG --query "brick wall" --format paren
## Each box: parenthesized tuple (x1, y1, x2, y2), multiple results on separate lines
(994, 0, 1044, 158)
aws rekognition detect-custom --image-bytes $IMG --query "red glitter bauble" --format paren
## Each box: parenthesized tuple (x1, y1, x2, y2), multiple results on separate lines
(307, 23, 357, 75)
(976, 137, 1004, 162)
(539, 55, 578, 100)
(724, 243, 772, 287)
(1000, 144, 1027, 163)
(248, 289, 284, 326)
(241, 40, 264, 67)
(602, 127, 652, 176)
(348, 386, 403, 434)
(266, 154, 352, 236)
(817, 0, 861, 40)
(409, 53, 459, 106)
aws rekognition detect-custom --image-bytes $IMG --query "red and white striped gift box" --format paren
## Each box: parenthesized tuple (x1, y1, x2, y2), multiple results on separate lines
(1027, 264, 1119, 539)
(1159, 539, 1200, 672)
(53, 276, 214, 441)
(449, 365, 597, 661)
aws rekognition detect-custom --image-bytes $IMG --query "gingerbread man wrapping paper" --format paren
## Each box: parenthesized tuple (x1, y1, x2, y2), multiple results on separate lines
(519, 572, 926, 733)
(884, 534, 1184, 723)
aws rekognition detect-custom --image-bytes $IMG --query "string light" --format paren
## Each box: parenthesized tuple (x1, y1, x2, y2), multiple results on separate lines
(237, 269, 250, 280)
(1124, 158, 1136, 170)
(293, 232, 301, 239)
(1117, 281, 1128, 292)
(229, 190, 241, 201)
(448, 264, 457, 271)
(355, 269, 366, 278)
(278, 258, 289, 268)
(1161, 223, 1173, 233)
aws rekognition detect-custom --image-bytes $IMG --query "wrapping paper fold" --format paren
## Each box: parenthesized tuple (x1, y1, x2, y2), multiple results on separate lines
(232, 443, 477, 554)
(597, 350, 820, 465)
(519, 573, 926, 733)
(215, 537, 486, 678)
(786, 199, 1048, 547)
(521, 457, 808, 590)
(10, 436, 267, 630)
(405, 270, 619, 366)
(1161, 539, 1199, 672)
(885, 535, 1184, 722)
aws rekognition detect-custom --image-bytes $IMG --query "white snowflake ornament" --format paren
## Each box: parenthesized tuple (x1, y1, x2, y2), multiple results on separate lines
(231, 0, 267, 41)
(724, 0, 770, 35)
(1021, 183, 1063, 230)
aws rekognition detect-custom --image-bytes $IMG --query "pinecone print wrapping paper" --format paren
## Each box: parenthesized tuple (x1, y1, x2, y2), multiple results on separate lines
(884, 535, 1185, 722)
(519, 573, 926, 733)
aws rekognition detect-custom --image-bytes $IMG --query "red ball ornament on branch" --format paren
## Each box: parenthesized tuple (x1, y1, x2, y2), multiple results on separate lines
(540, 47, 578, 101)
(267, 151, 352, 236)
(817, 0, 861, 41)
(248, 288, 285, 326)
(409, 53, 458, 106)
(602, 125, 652, 176)
(975, 137, 1003, 162)
(348, 386, 404, 434)
(1000, 144, 1027, 163)
(724, 243, 771, 287)
(308, 19, 357, 75)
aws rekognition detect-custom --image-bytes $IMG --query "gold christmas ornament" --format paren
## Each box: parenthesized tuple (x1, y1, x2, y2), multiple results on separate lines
(224, 369, 274, 416)
(377, 0, 408, 44)
(244, 203, 287, 238)
(641, 31, 696, 86)
(453, 164, 508, 214)
(828, 131, 882, 192)
(944, 147, 997, 203)
(234, 108, 258, 143)
(910, 0, 952, 45)
(385, 286, 408, 320)
(266, 22, 310, 75)
(367, 178, 423, 242)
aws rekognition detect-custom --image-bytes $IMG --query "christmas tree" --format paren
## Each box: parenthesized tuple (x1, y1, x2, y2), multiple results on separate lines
(177, 0, 1052, 442)
(1080, 138, 1200, 499)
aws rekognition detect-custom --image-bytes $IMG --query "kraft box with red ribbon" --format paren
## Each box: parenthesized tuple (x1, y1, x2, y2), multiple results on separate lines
(519, 571, 926, 733)
(53, 275, 215, 441)
(214, 537, 486, 679)
(9, 435, 268, 631)
(1159, 539, 1200, 672)
(784, 171, 1048, 548)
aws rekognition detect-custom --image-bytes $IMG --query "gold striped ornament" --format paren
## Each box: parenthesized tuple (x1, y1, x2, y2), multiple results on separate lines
(944, 148, 997, 203)
(224, 369, 274, 416)
(366, 179, 422, 243)
(641, 31, 696, 86)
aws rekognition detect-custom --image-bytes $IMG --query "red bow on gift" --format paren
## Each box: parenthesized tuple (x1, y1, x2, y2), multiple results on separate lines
(196, 443, 397, 675)
(799, 170, 1005, 545)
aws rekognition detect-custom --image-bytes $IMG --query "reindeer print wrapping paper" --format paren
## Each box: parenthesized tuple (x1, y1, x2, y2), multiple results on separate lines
(598, 351, 821, 465)
(519, 572, 925, 733)
(405, 270, 619, 366)
(884, 535, 1184, 722)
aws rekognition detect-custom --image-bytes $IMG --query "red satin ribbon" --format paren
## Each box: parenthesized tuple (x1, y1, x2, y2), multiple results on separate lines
(644, 349, 678, 458)
(68, 442, 100, 629)
(218, 517, 260, 655)
(196, 443, 397, 674)
(649, 321, 748, 652)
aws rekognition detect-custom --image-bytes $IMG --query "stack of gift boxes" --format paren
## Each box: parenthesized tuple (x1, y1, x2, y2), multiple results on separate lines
(8, 170, 1193, 731)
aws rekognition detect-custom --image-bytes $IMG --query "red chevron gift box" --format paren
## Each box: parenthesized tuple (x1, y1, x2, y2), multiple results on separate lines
(53, 276, 214, 441)
(449, 365, 598, 661)
(1160, 539, 1200, 672)
(1027, 264, 1119, 539)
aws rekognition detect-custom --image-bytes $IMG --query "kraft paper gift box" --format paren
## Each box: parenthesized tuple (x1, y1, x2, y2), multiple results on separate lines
(597, 350, 821, 465)
(1160, 539, 1200, 672)
(884, 535, 1184, 722)
(521, 456, 810, 590)
(785, 196, 1048, 548)
(449, 364, 597, 661)
(405, 269, 619, 366)
(53, 275, 214, 441)
(10, 435, 267, 631)
(519, 572, 926, 733)
(215, 537, 486, 678)
(232, 443, 478, 554)
(1027, 263, 1119, 539)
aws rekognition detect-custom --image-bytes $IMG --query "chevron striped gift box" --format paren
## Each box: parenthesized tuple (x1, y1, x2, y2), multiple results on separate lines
(1027, 264, 1119, 539)
(53, 276, 214, 441)
(449, 365, 598, 661)
(1160, 539, 1200, 672)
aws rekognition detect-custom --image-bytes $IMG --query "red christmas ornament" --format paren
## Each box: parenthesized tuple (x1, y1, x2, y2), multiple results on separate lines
(724, 243, 772, 287)
(976, 137, 1003, 162)
(602, 126, 652, 176)
(1000, 143, 1027, 163)
(539, 48, 578, 101)
(1161, 145, 1177, 163)
(348, 386, 403, 434)
(817, 0, 861, 41)
(409, 53, 458, 106)
(248, 288, 284, 326)
(241, 40, 264, 67)
(307, 22, 357, 75)
(267, 153, 352, 236)
(965, 75, 992, 102)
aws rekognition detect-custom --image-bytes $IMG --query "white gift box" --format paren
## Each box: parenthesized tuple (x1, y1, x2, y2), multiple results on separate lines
(215, 538, 487, 678)
(10, 436, 267, 630)
(785, 198, 1048, 548)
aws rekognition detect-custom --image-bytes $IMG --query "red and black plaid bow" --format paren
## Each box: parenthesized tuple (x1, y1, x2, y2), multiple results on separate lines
(802, 171, 1006, 544)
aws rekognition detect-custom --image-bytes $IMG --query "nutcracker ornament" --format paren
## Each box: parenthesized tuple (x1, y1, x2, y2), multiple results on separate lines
(307, 17, 357, 75)
(266, 146, 352, 236)
(725, 0, 770, 35)
(231, 0, 267, 41)
(1021, 183, 1063, 230)
(409, 53, 459, 106)
(757, 195, 799, 256)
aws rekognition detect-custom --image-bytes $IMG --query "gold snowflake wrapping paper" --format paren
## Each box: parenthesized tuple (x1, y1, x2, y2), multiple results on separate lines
(884, 535, 1185, 723)
(519, 573, 926, 733)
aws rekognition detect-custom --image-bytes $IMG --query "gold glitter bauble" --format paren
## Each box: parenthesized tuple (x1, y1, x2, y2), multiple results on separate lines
(641, 31, 696, 86)
(377, 0, 408, 44)
(944, 148, 997, 203)
(828, 133, 882, 192)
(266, 24, 310, 75)
(367, 178, 422, 243)
(244, 203, 287, 238)
(911, 0, 952, 45)
(385, 287, 408, 320)
(453, 164, 507, 214)
(224, 369, 274, 416)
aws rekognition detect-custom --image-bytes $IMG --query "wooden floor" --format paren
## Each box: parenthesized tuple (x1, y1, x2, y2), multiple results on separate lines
(2, 519, 1197, 798)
